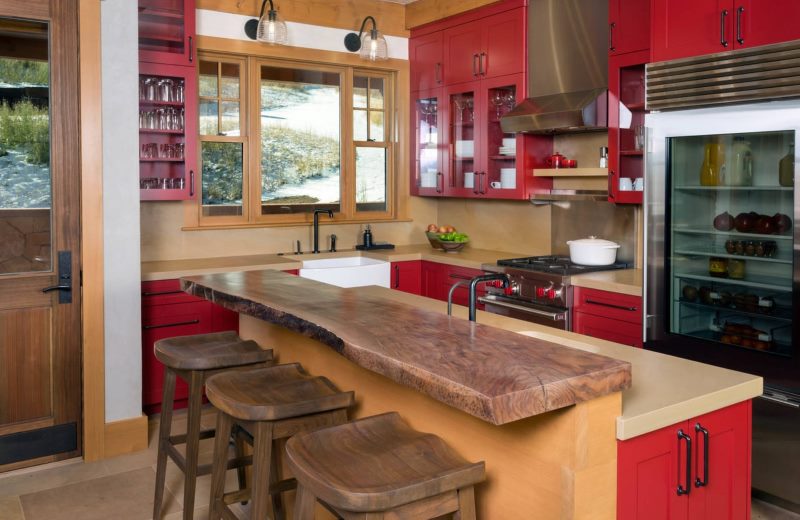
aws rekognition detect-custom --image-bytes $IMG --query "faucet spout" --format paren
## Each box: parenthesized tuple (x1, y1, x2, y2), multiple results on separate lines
(312, 209, 334, 254)
(468, 273, 509, 322)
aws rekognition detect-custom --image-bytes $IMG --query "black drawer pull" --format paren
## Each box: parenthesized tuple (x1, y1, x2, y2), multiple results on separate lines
(448, 273, 473, 281)
(142, 290, 184, 297)
(584, 298, 637, 312)
(143, 319, 200, 330)
(695, 423, 709, 487)
(677, 429, 692, 496)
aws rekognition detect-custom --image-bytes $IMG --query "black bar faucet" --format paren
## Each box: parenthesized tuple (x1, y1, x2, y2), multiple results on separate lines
(468, 273, 509, 322)
(312, 209, 333, 253)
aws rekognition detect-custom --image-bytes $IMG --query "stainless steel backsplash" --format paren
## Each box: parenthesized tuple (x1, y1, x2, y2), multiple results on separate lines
(551, 200, 637, 263)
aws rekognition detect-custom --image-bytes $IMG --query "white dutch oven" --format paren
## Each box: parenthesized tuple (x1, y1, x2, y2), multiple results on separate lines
(566, 236, 621, 266)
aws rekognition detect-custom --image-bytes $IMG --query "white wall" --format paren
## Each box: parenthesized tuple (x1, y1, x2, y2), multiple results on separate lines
(101, 0, 142, 422)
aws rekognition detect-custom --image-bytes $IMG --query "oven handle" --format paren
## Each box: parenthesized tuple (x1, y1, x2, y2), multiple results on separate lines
(478, 297, 565, 321)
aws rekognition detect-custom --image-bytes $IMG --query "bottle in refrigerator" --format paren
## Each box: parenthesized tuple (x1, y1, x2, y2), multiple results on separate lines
(729, 138, 753, 186)
(779, 143, 794, 187)
(700, 141, 725, 186)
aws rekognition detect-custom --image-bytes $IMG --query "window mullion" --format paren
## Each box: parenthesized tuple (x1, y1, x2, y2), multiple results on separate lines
(342, 67, 355, 219)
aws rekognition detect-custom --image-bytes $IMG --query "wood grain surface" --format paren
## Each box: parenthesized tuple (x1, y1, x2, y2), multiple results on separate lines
(182, 270, 631, 425)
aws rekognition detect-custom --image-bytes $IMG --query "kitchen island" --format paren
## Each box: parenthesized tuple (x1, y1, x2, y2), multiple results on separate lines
(182, 269, 762, 518)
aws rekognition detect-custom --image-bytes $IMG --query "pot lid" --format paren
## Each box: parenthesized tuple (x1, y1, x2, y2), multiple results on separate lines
(566, 236, 620, 248)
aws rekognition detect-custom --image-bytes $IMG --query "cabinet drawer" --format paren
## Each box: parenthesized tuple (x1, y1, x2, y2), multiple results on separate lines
(573, 287, 642, 324)
(142, 279, 199, 306)
(573, 311, 642, 348)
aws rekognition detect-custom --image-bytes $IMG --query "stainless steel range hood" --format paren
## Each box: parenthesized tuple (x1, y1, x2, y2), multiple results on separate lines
(501, 0, 608, 134)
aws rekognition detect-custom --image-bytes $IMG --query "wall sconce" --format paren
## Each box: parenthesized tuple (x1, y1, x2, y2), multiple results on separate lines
(244, 0, 288, 45)
(344, 16, 388, 61)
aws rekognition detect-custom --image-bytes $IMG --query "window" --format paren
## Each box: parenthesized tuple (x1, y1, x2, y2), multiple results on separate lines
(195, 54, 395, 227)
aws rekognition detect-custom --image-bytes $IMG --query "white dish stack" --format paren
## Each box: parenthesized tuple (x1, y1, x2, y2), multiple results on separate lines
(455, 140, 474, 158)
(498, 137, 517, 156)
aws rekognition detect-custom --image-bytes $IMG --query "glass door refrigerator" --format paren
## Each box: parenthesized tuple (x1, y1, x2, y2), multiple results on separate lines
(645, 100, 800, 511)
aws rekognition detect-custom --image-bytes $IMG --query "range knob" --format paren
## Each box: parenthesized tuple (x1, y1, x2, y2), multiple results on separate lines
(546, 288, 556, 299)
(536, 286, 546, 298)
(504, 282, 519, 296)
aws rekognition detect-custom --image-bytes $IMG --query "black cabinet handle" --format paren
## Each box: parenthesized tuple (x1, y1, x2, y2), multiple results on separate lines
(142, 290, 184, 297)
(608, 170, 615, 200)
(436, 171, 443, 193)
(479, 52, 486, 75)
(188, 36, 194, 62)
(480, 172, 487, 194)
(394, 264, 400, 288)
(143, 319, 200, 330)
(736, 6, 744, 45)
(695, 423, 709, 487)
(609, 22, 616, 52)
(448, 273, 472, 281)
(677, 429, 692, 496)
(435, 62, 442, 84)
(189, 170, 195, 197)
(720, 10, 729, 47)
(584, 299, 637, 312)
(472, 54, 479, 77)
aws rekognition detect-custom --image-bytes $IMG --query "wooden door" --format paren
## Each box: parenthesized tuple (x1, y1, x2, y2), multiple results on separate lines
(442, 21, 482, 86)
(480, 7, 525, 79)
(651, 0, 732, 62)
(734, 0, 800, 49)
(409, 32, 443, 92)
(0, 1, 82, 471)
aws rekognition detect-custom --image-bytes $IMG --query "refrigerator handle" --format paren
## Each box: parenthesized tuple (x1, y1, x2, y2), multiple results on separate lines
(759, 389, 800, 409)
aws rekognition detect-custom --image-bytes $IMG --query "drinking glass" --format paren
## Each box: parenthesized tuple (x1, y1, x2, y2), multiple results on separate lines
(173, 80, 185, 104)
(490, 91, 506, 119)
(634, 125, 645, 151)
(157, 78, 174, 102)
(144, 78, 157, 101)
(453, 98, 465, 122)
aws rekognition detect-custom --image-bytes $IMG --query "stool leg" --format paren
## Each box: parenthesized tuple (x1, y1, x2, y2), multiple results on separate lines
(293, 483, 317, 520)
(153, 367, 177, 520)
(270, 438, 285, 520)
(208, 411, 234, 520)
(454, 486, 477, 520)
(251, 421, 276, 520)
(182, 370, 205, 520)
(234, 426, 248, 497)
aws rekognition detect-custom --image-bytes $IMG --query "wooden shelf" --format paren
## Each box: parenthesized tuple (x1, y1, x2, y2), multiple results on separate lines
(533, 167, 608, 177)
(489, 155, 516, 160)
(139, 100, 185, 108)
(620, 150, 643, 156)
(139, 128, 184, 135)
(140, 157, 184, 162)
(140, 33, 184, 43)
(625, 102, 645, 110)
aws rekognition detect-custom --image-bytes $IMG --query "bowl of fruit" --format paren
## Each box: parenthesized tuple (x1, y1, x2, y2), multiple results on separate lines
(426, 224, 469, 253)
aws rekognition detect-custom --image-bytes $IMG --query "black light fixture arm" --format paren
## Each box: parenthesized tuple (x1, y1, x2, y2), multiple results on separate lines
(245, 0, 278, 40)
(259, 0, 277, 20)
(344, 15, 380, 52)
(357, 15, 378, 38)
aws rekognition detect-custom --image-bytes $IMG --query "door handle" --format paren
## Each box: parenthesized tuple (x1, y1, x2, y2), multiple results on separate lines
(143, 319, 201, 330)
(188, 36, 194, 62)
(720, 10, 729, 47)
(694, 423, 709, 487)
(393, 264, 400, 288)
(584, 299, 637, 312)
(479, 52, 486, 75)
(609, 22, 616, 52)
(41, 251, 72, 304)
(480, 172, 488, 194)
(436, 171, 443, 193)
(472, 53, 479, 77)
(736, 6, 744, 45)
(189, 170, 195, 197)
(435, 62, 442, 84)
(677, 429, 692, 496)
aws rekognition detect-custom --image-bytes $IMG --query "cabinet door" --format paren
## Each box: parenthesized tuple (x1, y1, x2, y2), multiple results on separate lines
(687, 401, 751, 520)
(733, 0, 800, 49)
(573, 287, 643, 324)
(573, 311, 644, 347)
(421, 261, 444, 300)
(652, 0, 732, 62)
(481, 8, 525, 79)
(138, 0, 196, 66)
(410, 32, 443, 92)
(444, 82, 482, 197)
(441, 265, 485, 308)
(618, 422, 691, 520)
(412, 89, 447, 197)
(480, 73, 526, 200)
(391, 261, 422, 295)
(609, 0, 651, 55)
(443, 21, 483, 86)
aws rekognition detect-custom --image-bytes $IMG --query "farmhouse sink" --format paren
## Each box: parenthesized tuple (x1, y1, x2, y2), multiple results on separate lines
(299, 256, 390, 288)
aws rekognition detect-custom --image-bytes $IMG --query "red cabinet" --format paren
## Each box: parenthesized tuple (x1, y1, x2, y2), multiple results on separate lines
(609, 0, 651, 56)
(618, 401, 752, 520)
(652, 0, 800, 62)
(138, 0, 196, 67)
(410, 32, 443, 92)
(421, 261, 445, 301)
(141, 279, 238, 414)
(391, 261, 422, 295)
(411, 88, 447, 197)
(572, 287, 643, 347)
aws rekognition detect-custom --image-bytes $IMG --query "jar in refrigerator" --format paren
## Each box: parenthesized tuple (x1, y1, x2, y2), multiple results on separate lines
(728, 138, 753, 186)
(709, 256, 728, 277)
(727, 258, 746, 279)
(700, 141, 725, 186)
(779, 143, 794, 187)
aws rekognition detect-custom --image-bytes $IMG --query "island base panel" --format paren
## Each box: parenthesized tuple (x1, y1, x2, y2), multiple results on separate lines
(240, 315, 622, 519)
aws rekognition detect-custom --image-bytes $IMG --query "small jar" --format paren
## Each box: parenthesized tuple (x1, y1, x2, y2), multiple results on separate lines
(709, 257, 729, 278)
(728, 258, 746, 280)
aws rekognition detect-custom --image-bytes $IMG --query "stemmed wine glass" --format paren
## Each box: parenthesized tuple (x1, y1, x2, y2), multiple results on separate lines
(464, 97, 474, 123)
(453, 97, 466, 122)
(417, 99, 437, 140)
(490, 91, 506, 119)
(503, 91, 516, 112)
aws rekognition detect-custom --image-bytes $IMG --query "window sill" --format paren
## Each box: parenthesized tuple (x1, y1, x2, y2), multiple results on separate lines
(181, 216, 412, 231)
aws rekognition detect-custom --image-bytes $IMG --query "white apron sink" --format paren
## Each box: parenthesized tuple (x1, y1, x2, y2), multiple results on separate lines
(299, 256, 390, 288)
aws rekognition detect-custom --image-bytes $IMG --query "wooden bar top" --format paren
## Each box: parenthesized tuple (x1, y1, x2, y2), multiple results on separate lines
(182, 270, 631, 425)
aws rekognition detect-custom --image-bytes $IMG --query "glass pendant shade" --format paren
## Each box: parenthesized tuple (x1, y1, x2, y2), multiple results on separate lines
(359, 29, 388, 61)
(257, 10, 288, 45)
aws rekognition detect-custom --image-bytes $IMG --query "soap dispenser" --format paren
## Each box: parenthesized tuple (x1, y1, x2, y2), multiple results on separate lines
(362, 225, 373, 248)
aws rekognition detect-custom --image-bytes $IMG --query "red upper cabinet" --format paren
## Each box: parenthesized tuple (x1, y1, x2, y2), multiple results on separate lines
(442, 7, 525, 86)
(410, 32, 443, 92)
(411, 88, 447, 197)
(652, 0, 800, 62)
(138, 0, 196, 66)
(609, 0, 651, 56)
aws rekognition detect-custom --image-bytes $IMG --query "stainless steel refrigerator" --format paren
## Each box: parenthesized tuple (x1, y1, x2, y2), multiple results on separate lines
(644, 98, 800, 511)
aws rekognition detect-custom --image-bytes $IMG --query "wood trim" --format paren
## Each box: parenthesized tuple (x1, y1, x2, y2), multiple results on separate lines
(103, 415, 148, 458)
(196, 0, 409, 38)
(0, 0, 49, 20)
(405, 0, 501, 29)
(79, 0, 105, 462)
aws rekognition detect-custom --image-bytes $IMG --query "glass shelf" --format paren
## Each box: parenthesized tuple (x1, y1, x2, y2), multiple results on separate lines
(673, 227, 794, 240)
(673, 249, 792, 265)
(674, 185, 794, 192)
(677, 299, 794, 323)
(675, 271, 792, 292)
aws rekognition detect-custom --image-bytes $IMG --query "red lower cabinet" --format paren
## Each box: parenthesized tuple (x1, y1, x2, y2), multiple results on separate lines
(141, 279, 239, 414)
(573, 287, 643, 347)
(618, 401, 752, 520)
(391, 261, 422, 295)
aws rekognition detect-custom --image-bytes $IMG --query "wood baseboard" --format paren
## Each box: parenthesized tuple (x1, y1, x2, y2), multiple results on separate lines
(103, 415, 148, 458)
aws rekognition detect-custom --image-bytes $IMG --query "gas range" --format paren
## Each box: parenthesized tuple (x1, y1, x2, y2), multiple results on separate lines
(479, 256, 631, 330)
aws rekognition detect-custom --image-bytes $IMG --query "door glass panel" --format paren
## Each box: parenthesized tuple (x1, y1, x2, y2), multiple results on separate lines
(415, 96, 438, 190)
(450, 90, 475, 190)
(0, 19, 51, 274)
(668, 130, 795, 357)
(486, 83, 517, 190)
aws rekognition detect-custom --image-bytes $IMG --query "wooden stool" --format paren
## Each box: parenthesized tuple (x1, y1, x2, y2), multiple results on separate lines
(206, 363, 355, 520)
(153, 331, 273, 520)
(286, 412, 485, 519)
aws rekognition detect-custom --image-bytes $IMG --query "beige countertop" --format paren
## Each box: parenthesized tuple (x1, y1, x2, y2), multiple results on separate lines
(141, 254, 302, 281)
(360, 287, 762, 441)
(571, 268, 644, 297)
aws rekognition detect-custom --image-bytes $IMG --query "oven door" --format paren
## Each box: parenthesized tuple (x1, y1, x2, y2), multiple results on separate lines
(479, 295, 569, 330)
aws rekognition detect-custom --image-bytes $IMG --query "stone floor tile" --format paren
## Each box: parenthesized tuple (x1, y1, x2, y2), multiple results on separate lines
(0, 458, 108, 500)
(0, 496, 25, 520)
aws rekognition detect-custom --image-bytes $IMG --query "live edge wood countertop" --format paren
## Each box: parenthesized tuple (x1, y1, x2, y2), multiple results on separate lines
(182, 270, 632, 426)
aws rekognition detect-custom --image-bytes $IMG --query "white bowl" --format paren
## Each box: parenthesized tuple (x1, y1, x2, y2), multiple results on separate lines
(566, 236, 620, 265)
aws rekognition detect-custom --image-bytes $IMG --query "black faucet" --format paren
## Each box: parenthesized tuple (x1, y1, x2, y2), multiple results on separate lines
(312, 209, 333, 253)
(329, 234, 337, 253)
(468, 273, 510, 322)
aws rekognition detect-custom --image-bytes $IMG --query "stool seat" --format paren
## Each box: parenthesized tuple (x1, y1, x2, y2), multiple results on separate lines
(286, 412, 485, 513)
(206, 363, 354, 422)
(154, 331, 271, 370)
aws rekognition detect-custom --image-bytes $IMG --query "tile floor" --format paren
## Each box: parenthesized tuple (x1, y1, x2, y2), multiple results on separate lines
(0, 406, 798, 520)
